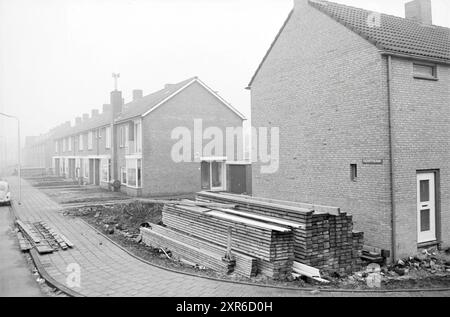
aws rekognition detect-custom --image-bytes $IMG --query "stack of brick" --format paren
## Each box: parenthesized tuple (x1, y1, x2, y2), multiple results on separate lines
(196, 192, 364, 274)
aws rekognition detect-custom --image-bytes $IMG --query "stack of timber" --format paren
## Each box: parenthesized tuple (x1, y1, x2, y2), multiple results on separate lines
(196, 192, 364, 274)
(141, 225, 257, 277)
(140, 200, 298, 279)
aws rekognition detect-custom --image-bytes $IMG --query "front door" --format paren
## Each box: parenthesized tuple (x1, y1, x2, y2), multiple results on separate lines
(417, 173, 436, 244)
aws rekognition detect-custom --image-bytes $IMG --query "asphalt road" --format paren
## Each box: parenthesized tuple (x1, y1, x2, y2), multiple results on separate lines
(0, 205, 43, 297)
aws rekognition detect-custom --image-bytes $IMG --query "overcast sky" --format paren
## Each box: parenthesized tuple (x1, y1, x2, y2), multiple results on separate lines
(1, 0, 449, 147)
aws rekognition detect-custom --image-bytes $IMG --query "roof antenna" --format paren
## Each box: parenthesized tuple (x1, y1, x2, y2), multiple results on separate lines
(112, 73, 120, 91)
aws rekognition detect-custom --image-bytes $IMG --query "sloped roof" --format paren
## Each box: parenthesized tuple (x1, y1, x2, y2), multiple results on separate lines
(310, 0, 450, 62)
(57, 111, 112, 139)
(115, 77, 197, 122)
(248, 0, 450, 88)
(53, 77, 246, 140)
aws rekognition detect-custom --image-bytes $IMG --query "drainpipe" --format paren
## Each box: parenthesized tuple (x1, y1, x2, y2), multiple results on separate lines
(387, 54, 396, 261)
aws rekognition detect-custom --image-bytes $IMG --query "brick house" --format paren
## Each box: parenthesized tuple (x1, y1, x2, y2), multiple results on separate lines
(248, 0, 450, 260)
(51, 77, 246, 197)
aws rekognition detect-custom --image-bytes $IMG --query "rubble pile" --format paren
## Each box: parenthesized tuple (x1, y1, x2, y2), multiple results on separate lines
(66, 200, 163, 235)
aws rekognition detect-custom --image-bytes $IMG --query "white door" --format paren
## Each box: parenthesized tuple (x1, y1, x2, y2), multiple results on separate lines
(417, 173, 436, 243)
(210, 161, 226, 191)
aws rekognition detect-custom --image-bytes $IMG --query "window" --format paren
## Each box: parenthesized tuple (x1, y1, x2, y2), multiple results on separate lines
(88, 131, 93, 150)
(125, 125, 129, 148)
(201, 160, 225, 191)
(126, 158, 142, 188)
(350, 164, 358, 182)
(79, 134, 84, 151)
(105, 127, 111, 149)
(62, 138, 66, 152)
(101, 159, 110, 183)
(83, 159, 89, 179)
(119, 126, 125, 148)
(120, 167, 127, 185)
(68, 137, 72, 151)
(413, 63, 437, 80)
(134, 121, 142, 153)
(55, 141, 59, 153)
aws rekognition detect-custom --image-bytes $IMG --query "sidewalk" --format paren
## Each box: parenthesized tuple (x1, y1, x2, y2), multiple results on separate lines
(8, 177, 450, 297)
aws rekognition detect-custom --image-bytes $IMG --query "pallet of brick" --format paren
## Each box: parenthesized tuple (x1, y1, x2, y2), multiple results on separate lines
(143, 225, 258, 278)
(162, 204, 293, 262)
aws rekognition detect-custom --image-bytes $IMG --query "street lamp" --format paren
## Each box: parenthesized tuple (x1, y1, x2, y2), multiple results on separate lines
(0, 112, 21, 204)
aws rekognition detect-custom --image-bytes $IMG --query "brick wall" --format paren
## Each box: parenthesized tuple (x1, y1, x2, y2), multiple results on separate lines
(142, 81, 244, 197)
(389, 57, 450, 257)
(251, 1, 393, 251)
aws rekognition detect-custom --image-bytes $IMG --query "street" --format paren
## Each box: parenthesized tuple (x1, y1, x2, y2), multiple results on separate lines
(0, 205, 43, 297)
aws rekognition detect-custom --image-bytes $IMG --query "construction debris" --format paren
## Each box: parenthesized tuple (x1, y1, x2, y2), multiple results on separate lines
(15, 220, 74, 254)
(292, 262, 330, 284)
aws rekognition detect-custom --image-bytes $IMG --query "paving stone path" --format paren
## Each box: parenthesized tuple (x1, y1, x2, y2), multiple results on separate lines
(7, 178, 450, 297)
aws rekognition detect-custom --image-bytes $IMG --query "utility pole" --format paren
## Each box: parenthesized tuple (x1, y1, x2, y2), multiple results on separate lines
(0, 112, 21, 204)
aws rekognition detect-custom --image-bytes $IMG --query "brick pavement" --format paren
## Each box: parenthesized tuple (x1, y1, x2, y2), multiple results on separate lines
(7, 177, 450, 297)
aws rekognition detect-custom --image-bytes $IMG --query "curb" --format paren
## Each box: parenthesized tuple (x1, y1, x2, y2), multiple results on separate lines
(9, 202, 85, 298)
(81, 218, 450, 295)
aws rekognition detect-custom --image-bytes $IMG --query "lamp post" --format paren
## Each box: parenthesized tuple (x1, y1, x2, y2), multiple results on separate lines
(0, 112, 21, 204)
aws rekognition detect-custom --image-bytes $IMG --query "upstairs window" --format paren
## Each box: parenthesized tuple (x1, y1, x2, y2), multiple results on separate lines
(79, 134, 84, 151)
(134, 121, 142, 153)
(88, 131, 93, 150)
(55, 141, 59, 153)
(119, 126, 125, 148)
(413, 63, 437, 80)
(68, 137, 72, 151)
(105, 127, 111, 149)
(62, 138, 66, 152)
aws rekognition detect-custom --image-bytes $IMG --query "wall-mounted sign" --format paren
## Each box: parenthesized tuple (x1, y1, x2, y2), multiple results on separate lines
(363, 159, 383, 165)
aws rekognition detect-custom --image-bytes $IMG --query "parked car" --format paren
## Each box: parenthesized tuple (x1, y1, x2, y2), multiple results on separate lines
(0, 181, 11, 206)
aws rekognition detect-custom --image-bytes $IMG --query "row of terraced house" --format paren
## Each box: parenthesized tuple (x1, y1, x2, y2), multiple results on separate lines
(24, 77, 248, 197)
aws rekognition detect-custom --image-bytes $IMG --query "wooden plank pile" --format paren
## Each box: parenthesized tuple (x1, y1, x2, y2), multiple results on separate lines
(140, 200, 297, 279)
(196, 192, 364, 274)
(141, 225, 257, 277)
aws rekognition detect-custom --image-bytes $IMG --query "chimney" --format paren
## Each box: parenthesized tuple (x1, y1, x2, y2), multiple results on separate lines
(405, 0, 432, 25)
(132, 89, 143, 101)
(75, 117, 82, 125)
(82, 113, 89, 121)
(102, 104, 111, 113)
(91, 109, 100, 117)
(110, 90, 123, 117)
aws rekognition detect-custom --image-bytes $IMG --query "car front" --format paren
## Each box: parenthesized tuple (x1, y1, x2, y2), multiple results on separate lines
(0, 182, 11, 206)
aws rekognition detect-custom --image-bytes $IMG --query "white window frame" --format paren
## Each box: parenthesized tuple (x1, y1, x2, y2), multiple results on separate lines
(88, 131, 93, 150)
(83, 158, 89, 179)
(105, 126, 111, 149)
(62, 138, 66, 152)
(134, 120, 142, 154)
(119, 126, 125, 148)
(125, 157, 142, 188)
(125, 125, 129, 148)
(79, 134, 84, 151)
(201, 158, 227, 191)
(100, 158, 110, 183)
(55, 141, 59, 153)
(68, 137, 72, 151)
(120, 167, 127, 185)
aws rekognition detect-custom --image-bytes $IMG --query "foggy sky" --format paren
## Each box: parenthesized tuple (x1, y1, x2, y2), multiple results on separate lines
(1, 0, 449, 147)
